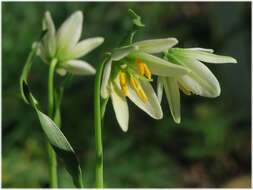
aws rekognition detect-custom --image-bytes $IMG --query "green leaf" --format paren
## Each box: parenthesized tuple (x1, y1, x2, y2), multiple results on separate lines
(21, 79, 84, 187)
(35, 109, 83, 188)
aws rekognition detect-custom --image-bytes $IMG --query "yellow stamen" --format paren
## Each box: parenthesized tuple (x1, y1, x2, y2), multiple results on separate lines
(120, 72, 126, 86)
(138, 88, 148, 102)
(130, 76, 148, 103)
(136, 59, 145, 75)
(143, 64, 151, 79)
(178, 82, 191, 95)
(121, 86, 127, 96)
(130, 76, 139, 91)
(120, 72, 127, 96)
(136, 59, 152, 79)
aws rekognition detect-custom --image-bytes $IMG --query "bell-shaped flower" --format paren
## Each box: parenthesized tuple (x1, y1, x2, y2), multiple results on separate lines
(157, 48, 237, 124)
(101, 38, 191, 132)
(37, 11, 104, 75)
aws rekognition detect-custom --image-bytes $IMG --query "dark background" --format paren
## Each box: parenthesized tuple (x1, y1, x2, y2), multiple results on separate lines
(2, 2, 251, 188)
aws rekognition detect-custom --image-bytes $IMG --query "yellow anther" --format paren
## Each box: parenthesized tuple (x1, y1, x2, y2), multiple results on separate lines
(130, 76, 148, 103)
(120, 72, 126, 86)
(121, 86, 127, 96)
(136, 59, 152, 79)
(136, 59, 145, 75)
(143, 64, 151, 79)
(130, 76, 139, 91)
(178, 82, 191, 95)
(119, 72, 127, 96)
(138, 88, 148, 102)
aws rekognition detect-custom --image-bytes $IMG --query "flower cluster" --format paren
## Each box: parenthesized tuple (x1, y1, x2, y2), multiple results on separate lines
(101, 39, 237, 131)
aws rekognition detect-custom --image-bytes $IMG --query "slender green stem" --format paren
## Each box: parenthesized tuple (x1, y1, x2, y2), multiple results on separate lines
(48, 59, 58, 118)
(47, 58, 58, 188)
(94, 54, 110, 188)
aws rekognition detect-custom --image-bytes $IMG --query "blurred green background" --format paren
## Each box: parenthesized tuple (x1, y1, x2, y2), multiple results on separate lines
(2, 2, 251, 188)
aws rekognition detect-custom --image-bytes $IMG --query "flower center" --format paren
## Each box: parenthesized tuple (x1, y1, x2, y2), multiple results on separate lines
(118, 59, 151, 103)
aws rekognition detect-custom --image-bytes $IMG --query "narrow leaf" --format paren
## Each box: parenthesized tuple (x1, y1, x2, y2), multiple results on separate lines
(35, 109, 84, 187)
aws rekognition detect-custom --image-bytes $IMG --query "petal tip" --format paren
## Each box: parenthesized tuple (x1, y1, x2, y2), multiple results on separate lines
(74, 10, 83, 17)
(232, 58, 238, 64)
(175, 117, 181, 124)
(45, 11, 50, 17)
(121, 127, 128, 132)
(168, 37, 178, 44)
(98, 37, 104, 42)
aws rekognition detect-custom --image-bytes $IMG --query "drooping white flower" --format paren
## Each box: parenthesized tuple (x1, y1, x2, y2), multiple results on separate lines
(101, 38, 191, 131)
(37, 11, 104, 76)
(157, 48, 237, 124)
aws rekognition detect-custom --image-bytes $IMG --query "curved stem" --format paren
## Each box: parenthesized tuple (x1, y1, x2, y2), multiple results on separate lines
(94, 54, 110, 188)
(47, 58, 58, 188)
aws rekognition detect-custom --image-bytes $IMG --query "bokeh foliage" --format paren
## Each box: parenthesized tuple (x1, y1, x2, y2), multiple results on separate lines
(2, 2, 251, 188)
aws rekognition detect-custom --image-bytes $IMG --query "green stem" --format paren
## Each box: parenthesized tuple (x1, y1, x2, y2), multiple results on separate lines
(47, 58, 58, 188)
(94, 54, 110, 188)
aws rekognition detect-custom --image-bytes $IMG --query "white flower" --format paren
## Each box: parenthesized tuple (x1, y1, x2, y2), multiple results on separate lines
(37, 11, 104, 76)
(157, 47, 237, 124)
(101, 38, 190, 132)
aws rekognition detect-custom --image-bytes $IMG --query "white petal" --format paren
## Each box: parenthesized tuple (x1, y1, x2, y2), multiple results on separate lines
(176, 49, 237, 64)
(111, 45, 139, 61)
(101, 58, 112, 99)
(60, 59, 96, 75)
(157, 77, 163, 104)
(127, 80, 163, 119)
(183, 48, 214, 53)
(177, 57, 220, 97)
(110, 82, 129, 132)
(61, 37, 104, 60)
(162, 77, 181, 124)
(133, 38, 178, 53)
(43, 11, 56, 58)
(56, 11, 83, 56)
(129, 52, 190, 77)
